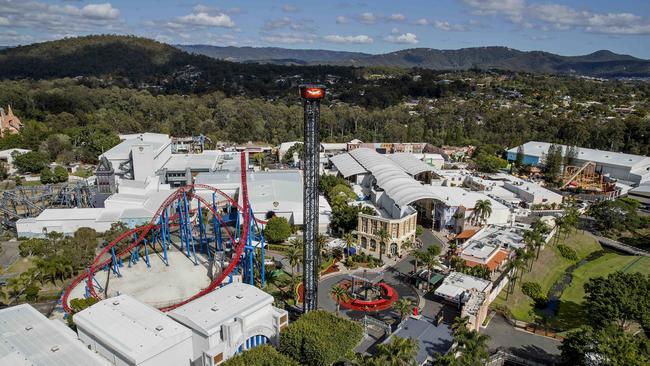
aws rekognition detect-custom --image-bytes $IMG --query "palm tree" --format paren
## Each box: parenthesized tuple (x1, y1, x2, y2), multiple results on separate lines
(374, 336, 419, 366)
(456, 329, 490, 365)
(422, 252, 441, 290)
(344, 232, 356, 264)
(394, 298, 413, 321)
(452, 315, 470, 333)
(285, 246, 302, 297)
(472, 199, 492, 226)
(375, 227, 389, 263)
(330, 285, 348, 315)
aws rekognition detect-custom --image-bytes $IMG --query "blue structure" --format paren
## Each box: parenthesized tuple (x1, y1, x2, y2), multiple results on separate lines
(506, 150, 541, 166)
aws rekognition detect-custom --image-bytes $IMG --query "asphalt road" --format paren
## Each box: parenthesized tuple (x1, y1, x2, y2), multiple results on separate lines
(482, 314, 561, 364)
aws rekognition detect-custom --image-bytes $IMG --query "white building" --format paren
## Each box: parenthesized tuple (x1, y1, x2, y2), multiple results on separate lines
(413, 153, 445, 169)
(167, 282, 288, 366)
(503, 179, 563, 207)
(75, 294, 194, 366)
(430, 186, 511, 230)
(434, 272, 492, 304)
(0, 148, 30, 174)
(507, 141, 650, 186)
(102, 133, 173, 182)
(0, 304, 111, 365)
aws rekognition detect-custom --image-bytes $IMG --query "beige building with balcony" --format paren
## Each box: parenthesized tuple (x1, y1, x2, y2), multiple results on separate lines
(357, 210, 418, 259)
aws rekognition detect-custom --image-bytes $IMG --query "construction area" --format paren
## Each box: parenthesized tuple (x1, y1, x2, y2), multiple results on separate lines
(560, 161, 620, 199)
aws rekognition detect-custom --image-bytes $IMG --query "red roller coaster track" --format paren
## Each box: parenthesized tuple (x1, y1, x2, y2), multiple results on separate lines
(62, 152, 265, 313)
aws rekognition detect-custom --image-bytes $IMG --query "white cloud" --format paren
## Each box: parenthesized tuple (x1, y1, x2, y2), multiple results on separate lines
(384, 32, 418, 44)
(322, 34, 373, 44)
(0, 16, 9, 26)
(336, 15, 348, 24)
(282, 4, 298, 12)
(261, 32, 315, 44)
(464, 0, 650, 35)
(359, 12, 378, 24)
(177, 12, 235, 28)
(389, 13, 406, 22)
(81, 3, 119, 20)
(432, 20, 467, 31)
(414, 18, 429, 26)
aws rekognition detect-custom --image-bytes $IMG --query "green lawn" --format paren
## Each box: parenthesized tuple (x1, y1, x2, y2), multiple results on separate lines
(492, 231, 601, 323)
(560, 254, 650, 306)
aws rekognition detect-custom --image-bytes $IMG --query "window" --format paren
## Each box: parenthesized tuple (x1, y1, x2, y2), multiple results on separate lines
(361, 237, 367, 248)
(370, 239, 377, 251)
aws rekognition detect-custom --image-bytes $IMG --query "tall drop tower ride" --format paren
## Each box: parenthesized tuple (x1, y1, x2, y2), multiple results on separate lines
(300, 84, 325, 312)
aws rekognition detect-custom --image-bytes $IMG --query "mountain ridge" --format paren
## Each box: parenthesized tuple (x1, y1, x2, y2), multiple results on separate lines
(178, 44, 650, 77)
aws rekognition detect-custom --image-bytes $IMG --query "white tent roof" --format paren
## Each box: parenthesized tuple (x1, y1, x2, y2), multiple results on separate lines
(387, 153, 434, 176)
(329, 153, 367, 178)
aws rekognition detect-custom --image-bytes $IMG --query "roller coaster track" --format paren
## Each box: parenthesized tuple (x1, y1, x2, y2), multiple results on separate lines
(0, 181, 96, 228)
(62, 152, 265, 313)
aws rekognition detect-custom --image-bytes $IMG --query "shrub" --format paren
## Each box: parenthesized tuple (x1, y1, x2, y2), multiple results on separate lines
(223, 345, 299, 366)
(522, 282, 547, 306)
(280, 310, 363, 366)
(264, 216, 292, 244)
(557, 244, 578, 261)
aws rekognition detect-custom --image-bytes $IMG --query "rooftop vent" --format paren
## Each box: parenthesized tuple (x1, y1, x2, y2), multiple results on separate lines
(155, 325, 164, 331)
(113, 300, 120, 305)
(235, 294, 244, 299)
(211, 306, 219, 312)
(24, 325, 33, 331)
(50, 346, 60, 353)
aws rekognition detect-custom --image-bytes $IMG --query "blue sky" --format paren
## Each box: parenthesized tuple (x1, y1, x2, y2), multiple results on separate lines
(1, 0, 650, 58)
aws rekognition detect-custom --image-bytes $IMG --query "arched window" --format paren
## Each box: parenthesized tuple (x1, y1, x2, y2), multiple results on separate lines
(236, 334, 270, 354)
(361, 237, 367, 248)
(370, 239, 377, 251)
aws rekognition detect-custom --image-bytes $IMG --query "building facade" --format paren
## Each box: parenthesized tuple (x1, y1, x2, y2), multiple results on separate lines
(357, 210, 418, 259)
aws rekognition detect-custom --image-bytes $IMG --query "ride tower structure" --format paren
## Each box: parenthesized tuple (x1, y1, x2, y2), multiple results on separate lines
(300, 84, 325, 312)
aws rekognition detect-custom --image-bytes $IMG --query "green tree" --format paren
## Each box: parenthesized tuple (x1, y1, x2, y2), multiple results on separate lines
(223, 345, 300, 366)
(375, 227, 389, 263)
(264, 216, 292, 244)
(472, 199, 492, 226)
(515, 145, 525, 168)
(343, 232, 356, 264)
(0, 161, 8, 180)
(279, 310, 363, 366)
(374, 336, 419, 366)
(473, 153, 507, 173)
(285, 245, 302, 298)
(330, 284, 348, 316)
(560, 325, 650, 366)
(544, 143, 563, 182)
(40, 167, 53, 184)
(15, 151, 48, 174)
(583, 271, 650, 330)
(394, 298, 413, 321)
(53, 165, 69, 183)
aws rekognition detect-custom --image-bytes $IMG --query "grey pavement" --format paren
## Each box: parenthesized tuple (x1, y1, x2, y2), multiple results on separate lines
(482, 314, 561, 364)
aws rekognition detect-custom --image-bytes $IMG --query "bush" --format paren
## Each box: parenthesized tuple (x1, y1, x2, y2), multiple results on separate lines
(557, 244, 578, 261)
(522, 282, 547, 306)
(280, 310, 363, 366)
(223, 345, 299, 366)
(264, 216, 292, 244)
(40, 167, 54, 184)
(14, 151, 49, 174)
(53, 165, 69, 183)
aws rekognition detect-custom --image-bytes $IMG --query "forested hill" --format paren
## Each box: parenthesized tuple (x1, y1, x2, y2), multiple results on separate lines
(180, 45, 650, 78)
(0, 35, 357, 96)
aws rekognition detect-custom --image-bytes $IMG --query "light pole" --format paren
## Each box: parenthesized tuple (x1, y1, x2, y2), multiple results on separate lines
(300, 84, 325, 313)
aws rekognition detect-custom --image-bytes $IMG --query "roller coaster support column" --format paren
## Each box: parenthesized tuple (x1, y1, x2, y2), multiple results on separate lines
(197, 200, 211, 260)
(300, 84, 325, 312)
(182, 191, 199, 265)
(212, 192, 223, 251)
(110, 247, 121, 277)
(159, 213, 169, 266)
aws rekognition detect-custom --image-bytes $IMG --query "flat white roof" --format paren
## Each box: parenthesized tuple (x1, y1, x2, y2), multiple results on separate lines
(163, 151, 222, 172)
(461, 241, 499, 260)
(103, 133, 171, 161)
(435, 272, 492, 300)
(508, 141, 650, 170)
(428, 186, 508, 211)
(0, 304, 111, 366)
(167, 282, 273, 337)
(34, 208, 106, 221)
(471, 225, 527, 250)
(74, 294, 192, 365)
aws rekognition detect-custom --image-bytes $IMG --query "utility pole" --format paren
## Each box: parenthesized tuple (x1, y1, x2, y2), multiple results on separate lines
(300, 84, 325, 312)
